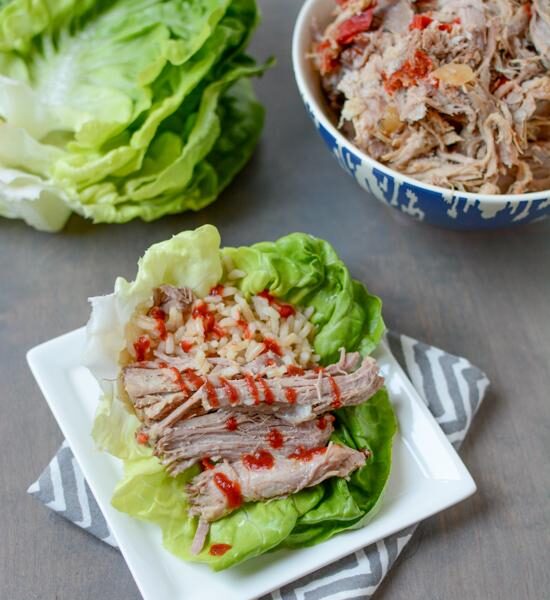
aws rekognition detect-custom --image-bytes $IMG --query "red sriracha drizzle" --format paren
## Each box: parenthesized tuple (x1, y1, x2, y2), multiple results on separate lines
(317, 416, 328, 430)
(219, 377, 239, 405)
(201, 457, 215, 470)
(185, 369, 204, 389)
(209, 284, 224, 296)
(245, 373, 261, 405)
(192, 301, 225, 338)
(327, 375, 342, 409)
(171, 367, 191, 395)
(236, 318, 253, 339)
(209, 544, 232, 556)
(286, 364, 305, 376)
(180, 340, 194, 352)
(257, 289, 296, 319)
(213, 472, 242, 508)
(289, 447, 327, 462)
(149, 306, 167, 340)
(256, 377, 275, 405)
(204, 379, 219, 408)
(336, 8, 375, 45)
(284, 387, 297, 404)
(242, 449, 275, 470)
(225, 416, 238, 431)
(133, 335, 150, 362)
(267, 428, 284, 449)
(136, 431, 149, 445)
(263, 338, 282, 357)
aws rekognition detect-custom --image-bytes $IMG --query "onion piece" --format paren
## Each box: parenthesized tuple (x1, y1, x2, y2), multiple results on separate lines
(379, 105, 402, 135)
(432, 63, 475, 86)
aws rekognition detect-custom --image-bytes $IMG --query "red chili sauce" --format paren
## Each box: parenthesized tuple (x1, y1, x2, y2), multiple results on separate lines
(263, 338, 282, 357)
(180, 340, 194, 352)
(242, 450, 275, 470)
(201, 457, 215, 470)
(256, 377, 275, 405)
(209, 284, 224, 296)
(213, 472, 242, 508)
(219, 377, 239, 405)
(286, 365, 305, 376)
(288, 446, 327, 462)
(225, 416, 238, 431)
(204, 379, 219, 408)
(209, 544, 232, 556)
(133, 335, 150, 362)
(171, 367, 191, 395)
(192, 302, 225, 338)
(284, 387, 297, 404)
(327, 374, 342, 409)
(149, 306, 167, 340)
(257, 289, 296, 318)
(267, 428, 284, 449)
(245, 373, 261, 405)
(136, 431, 149, 445)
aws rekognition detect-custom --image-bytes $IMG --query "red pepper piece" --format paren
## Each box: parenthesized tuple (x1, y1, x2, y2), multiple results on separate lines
(336, 9, 375, 45)
(409, 15, 433, 30)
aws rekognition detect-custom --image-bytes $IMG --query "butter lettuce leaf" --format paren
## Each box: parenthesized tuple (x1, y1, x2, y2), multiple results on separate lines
(222, 233, 385, 363)
(0, 0, 268, 231)
(87, 226, 395, 570)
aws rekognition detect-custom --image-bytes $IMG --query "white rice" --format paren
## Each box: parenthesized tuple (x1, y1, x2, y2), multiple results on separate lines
(126, 284, 320, 375)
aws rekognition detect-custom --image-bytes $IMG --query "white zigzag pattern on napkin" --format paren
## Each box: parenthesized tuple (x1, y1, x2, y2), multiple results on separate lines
(27, 332, 489, 599)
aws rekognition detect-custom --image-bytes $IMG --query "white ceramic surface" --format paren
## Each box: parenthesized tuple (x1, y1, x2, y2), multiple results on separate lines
(27, 328, 476, 600)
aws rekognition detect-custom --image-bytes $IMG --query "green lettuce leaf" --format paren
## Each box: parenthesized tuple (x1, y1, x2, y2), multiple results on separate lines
(0, 0, 231, 144)
(222, 233, 385, 363)
(0, 0, 268, 231)
(0, 166, 71, 231)
(86, 226, 395, 570)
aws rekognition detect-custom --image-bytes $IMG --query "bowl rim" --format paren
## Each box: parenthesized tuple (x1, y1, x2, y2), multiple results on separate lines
(292, 0, 550, 206)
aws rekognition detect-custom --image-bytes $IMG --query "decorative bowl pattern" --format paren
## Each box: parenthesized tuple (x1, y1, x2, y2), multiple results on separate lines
(293, 0, 550, 230)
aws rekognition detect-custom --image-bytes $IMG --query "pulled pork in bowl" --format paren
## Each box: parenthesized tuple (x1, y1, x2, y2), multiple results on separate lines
(293, 0, 550, 229)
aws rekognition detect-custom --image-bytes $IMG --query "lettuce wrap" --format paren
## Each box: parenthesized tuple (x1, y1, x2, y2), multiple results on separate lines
(85, 225, 397, 570)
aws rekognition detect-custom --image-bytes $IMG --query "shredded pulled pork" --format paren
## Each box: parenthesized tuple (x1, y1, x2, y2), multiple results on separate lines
(313, 0, 550, 194)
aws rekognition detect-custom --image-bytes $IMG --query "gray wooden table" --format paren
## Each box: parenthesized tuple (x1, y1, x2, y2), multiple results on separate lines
(1, 2, 549, 599)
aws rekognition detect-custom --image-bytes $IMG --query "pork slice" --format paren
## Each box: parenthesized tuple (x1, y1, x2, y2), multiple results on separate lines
(243, 352, 285, 375)
(188, 356, 384, 415)
(123, 366, 182, 398)
(325, 349, 362, 375)
(122, 365, 205, 425)
(139, 392, 191, 421)
(187, 443, 368, 522)
(156, 409, 335, 476)
(153, 285, 194, 314)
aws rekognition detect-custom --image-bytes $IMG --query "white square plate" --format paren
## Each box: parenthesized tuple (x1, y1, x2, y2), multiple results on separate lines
(27, 328, 476, 600)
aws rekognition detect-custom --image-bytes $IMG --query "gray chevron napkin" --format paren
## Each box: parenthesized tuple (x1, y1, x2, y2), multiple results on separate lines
(28, 332, 489, 600)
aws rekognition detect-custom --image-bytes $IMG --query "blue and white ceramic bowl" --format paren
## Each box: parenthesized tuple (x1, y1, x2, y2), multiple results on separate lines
(292, 0, 550, 230)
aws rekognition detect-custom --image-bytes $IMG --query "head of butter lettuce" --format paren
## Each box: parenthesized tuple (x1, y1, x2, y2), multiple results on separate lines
(85, 225, 396, 570)
(0, 0, 269, 231)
